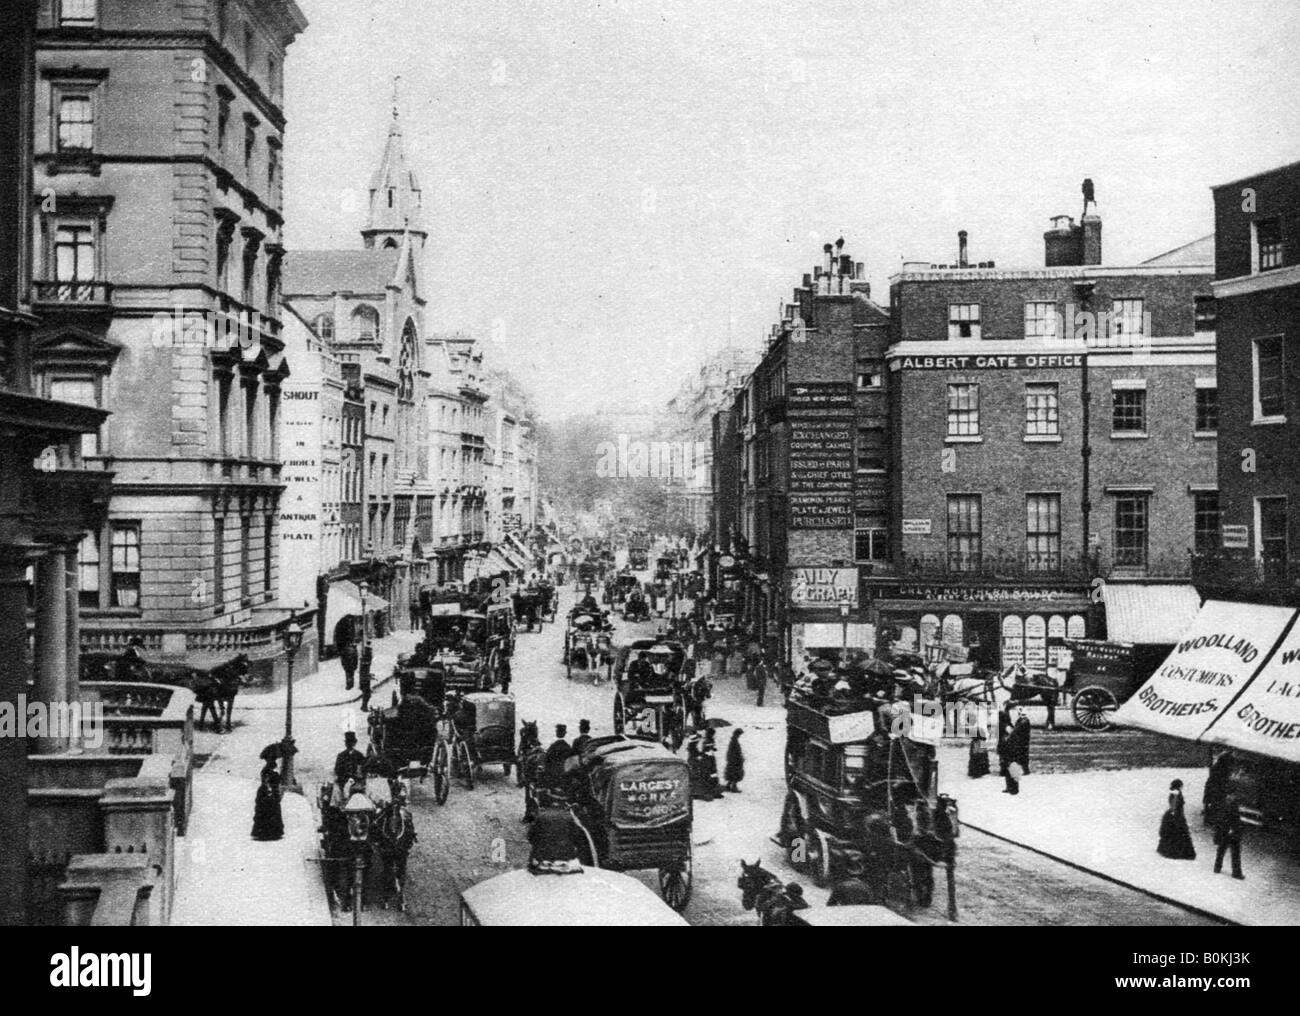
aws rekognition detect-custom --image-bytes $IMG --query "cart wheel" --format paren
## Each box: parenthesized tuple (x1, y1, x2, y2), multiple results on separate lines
(807, 827, 833, 888)
(659, 851, 693, 911)
(613, 693, 625, 734)
(1073, 687, 1118, 732)
(432, 741, 450, 806)
(780, 794, 804, 864)
(455, 739, 475, 789)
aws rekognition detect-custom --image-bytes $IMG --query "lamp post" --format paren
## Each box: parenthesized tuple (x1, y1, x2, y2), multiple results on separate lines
(840, 601, 850, 657)
(343, 791, 376, 926)
(359, 580, 369, 661)
(280, 609, 305, 793)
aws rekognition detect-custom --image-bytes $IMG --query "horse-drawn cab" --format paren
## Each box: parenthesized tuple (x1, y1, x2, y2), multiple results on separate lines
(654, 555, 675, 582)
(564, 607, 616, 682)
(514, 586, 543, 632)
(613, 641, 689, 749)
(318, 765, 419, 913)
(779, 678, 941, 890)
(442, 691, 519, 789)
(566, 737, 693, 911)
(607, 571, 640, 608)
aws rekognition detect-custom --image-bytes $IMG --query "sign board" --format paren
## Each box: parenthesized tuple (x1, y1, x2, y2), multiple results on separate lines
(895, 353, 1085, 371)
(789, 419, 854, 492)
(790, 492, 854, 529)
(825, 710, 877, 744)
(1201, 613, 1300, 762)
(790, 567, 859, 607)
(788, 382, 855, 417)
(902, 519, 932, 535)
(1114, 600, 1295, 742)
(718, 555, 735, 568)
(896, 585, 1081, 604)
(1221, 525, 1249, 550)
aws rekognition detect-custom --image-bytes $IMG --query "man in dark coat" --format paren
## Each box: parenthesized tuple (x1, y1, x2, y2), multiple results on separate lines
(340, 640, 359, 691)
(115, 638, 150, 682)
(1202, 750, 1234, 827)
(542, 724, 572, 788)
(571, 718, 592, 756)
(334, 731, 365, 786)
(1212, 791, 1245, 879)
(528, 803, 583, 872)
(724, 728, 745, 792)
(1011, 708, 1032, 775)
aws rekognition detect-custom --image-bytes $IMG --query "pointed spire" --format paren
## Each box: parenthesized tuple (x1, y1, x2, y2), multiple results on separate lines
(361, 77, 427, 252)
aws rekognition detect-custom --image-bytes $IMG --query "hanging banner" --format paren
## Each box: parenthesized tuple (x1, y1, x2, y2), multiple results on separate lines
(1202, 612, 1300, 761)
(1113, 600, 1296, 742)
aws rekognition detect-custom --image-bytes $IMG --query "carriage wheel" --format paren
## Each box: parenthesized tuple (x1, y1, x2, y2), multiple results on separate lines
(659, 849, 693, 912)
(455, 739, 475, 789)
(807, 828, 834, 889)
(781, 795, 805, 870)
(613, 693, 625, 734)
(1073, 687, 1118, 732)
(432, 741, 450, 805)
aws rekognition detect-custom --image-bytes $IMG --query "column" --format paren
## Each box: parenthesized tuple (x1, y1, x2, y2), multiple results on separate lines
(32, 546, 68, 754)
(65, 540, 80, 706)
(0, 552, 32, 924)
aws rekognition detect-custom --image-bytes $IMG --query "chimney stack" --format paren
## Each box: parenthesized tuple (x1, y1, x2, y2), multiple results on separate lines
(958, 230, 969, 268)
(1080, 178, 1102, 265)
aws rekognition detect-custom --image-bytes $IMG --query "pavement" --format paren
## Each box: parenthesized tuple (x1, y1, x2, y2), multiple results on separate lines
(942, 746, 1300, 926)
(170, 626, 423, 925)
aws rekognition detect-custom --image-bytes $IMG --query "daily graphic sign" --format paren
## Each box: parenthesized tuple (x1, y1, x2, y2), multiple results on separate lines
(789, 567, 859, 607)
(1114, 600, 1296, 742)
(788, 382, 854, 530)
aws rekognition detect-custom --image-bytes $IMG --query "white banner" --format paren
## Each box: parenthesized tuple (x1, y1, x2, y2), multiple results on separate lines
(1114, 600, 1296, 742)
(1202, 612, 1300, 761)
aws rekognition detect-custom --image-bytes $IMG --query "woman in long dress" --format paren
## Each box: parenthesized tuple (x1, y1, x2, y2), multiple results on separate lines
(251, 761, 284, 841)
(1157, 778, 1196, 859)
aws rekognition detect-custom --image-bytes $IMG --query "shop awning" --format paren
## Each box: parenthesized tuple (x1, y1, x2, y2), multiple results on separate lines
(1103, 583, 1202, 644)
(1114, 600, 1300, 761)
(324, 580, 389, 634)
(505, 532, 531, 559)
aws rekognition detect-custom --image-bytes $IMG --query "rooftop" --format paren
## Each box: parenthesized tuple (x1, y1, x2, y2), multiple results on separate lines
(282, 248, 401, 296)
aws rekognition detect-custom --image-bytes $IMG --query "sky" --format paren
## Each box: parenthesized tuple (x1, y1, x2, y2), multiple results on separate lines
(282, 0, 1300, 420)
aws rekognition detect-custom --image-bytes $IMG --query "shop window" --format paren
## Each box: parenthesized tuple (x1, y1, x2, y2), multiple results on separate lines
(1025, 615, 1047, 670)
(1067, 615, 1086, 640)
(1001, 615, 1025, 668)
(1047, 615, 1067, 669)
(919, 614, 940, 651)
(942, 614, 964, 646)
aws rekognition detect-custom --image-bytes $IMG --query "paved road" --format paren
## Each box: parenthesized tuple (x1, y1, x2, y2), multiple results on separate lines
(200, 567, 1221, 926)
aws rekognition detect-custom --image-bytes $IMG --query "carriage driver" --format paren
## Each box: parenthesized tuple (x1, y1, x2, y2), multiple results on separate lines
(335, 731, 366, 787)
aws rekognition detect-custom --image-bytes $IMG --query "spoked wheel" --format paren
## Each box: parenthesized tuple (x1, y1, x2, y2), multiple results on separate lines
(613, 692, 625, 734)
(1073, 686, 1118, 732)
(780, 794, 804, 868)
(454, 739, 475, 789)
(659, 848, 693, 911)
(432, 741, 450, 805)
(806, 827, 833, 888)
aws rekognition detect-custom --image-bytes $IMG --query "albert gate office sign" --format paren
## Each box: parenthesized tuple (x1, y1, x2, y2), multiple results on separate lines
(790, 567, 859, 607)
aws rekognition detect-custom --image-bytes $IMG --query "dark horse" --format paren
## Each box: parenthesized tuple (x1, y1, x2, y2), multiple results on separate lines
(194, 654, 250, 732)
(372, 790, 418, 911)
(518, 720, 545, 821)
(737, 859, 807, 926)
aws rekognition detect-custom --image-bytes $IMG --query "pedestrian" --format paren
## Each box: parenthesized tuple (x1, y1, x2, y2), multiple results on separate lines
(334, 731, 365, 788)
(358, 642, 374, 711)
(754, 654, 768, 707)
(724, 728, 745, 792)
(997, 699, 1017, 793)
(572, 718, 592, 755)
(497, 654, 512, 694)
(340, 640, 358, 691)
(542, 724, 572, 788)
(1012, 705, 1032, 775)
(251, 760, 284, 841)
(699, 728, 721, 800)
(1157, 778, 1197, 860)
(1202, 749, 1234, 827)
(967, 726, 991, 779)
(1212, 791, 1245, 879)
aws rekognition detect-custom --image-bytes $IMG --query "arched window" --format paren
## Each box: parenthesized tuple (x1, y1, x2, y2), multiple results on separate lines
(1001, 616, 1025, 668)
(351, 305, 380, 343)
(919, 614, 940, 650)
(1047, 615, 1067, 669)
(398, 319, 417, 402)
(1025, 615, 1047, 670)
(942, 614, 964, 646)
(313, 313, 334, 341)
(1067, 614, 1087, 639)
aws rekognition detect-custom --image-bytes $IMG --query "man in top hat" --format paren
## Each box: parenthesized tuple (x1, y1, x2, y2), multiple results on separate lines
(542, 724, 573, 789)
(334, 731, 365, 787)
(571, 718, 593, 755)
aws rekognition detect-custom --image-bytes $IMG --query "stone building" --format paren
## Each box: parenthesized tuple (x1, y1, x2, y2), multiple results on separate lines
(31, 0, 310, 684)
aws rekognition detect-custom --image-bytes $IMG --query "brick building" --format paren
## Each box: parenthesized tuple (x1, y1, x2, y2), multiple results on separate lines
(880, 183, 1216, 669)
(32, 0, 310, 684)
(1198, 161, 1300, 605)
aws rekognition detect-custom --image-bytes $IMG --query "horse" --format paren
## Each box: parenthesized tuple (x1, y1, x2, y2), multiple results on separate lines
(518, 720, 545, 821)
(737, 860, 807, 926)
(193, 654, 249, 732)
(372, 790, 417, 911)
(995, 662, 1062, 727)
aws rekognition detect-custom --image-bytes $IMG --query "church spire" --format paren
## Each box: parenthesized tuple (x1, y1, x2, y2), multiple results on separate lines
(361, 76, 427, 252)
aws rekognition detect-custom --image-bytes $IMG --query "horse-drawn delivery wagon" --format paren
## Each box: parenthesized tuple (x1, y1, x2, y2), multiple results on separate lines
(564, 608, 616, 682)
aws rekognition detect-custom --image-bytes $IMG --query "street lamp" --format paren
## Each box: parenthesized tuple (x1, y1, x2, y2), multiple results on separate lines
(359, 580, 369, 660)
(280, 609, 305, 793)
(840, 601, 851, 657)
(342, 790, 376, 926)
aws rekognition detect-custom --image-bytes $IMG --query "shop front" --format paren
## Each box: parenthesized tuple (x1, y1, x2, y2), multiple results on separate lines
(787, 566, 870, 664)
(871, 582, 1094, 672)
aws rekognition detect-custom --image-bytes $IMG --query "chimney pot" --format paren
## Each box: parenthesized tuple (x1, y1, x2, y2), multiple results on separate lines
(958, 230, 969, 268)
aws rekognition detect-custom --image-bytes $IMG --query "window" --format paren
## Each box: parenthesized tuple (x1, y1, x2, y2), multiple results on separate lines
(1258, 497, 1288, 565)
(1024, 382, 1059, 437)
(55, 92, 94, 153)
(53, 224, 95, 297)
(352, 305, 380, 343)
(1114, 494, 1150, 568)
(216, 373, 232, 456)
(268, 54, 281, 97)
(267, 143, 279, 191)
(856, 422, 886, 472)
(241, 244, 257, 305)
(244, 25, 256, 66)
(78, 531, 100, 608)
(854, 525, 889, 563)
(213, 515, 225, 611)
(1112, 387, 1147, 433)
(243, 381, 257, 458)
(244, 121, 256, 172)
(263, 516, 273, 594)
(215, 224, 233, 291)
(240, 515, 251, 604)
(216, 0, 228, 40)
(946, 494, 982, 572)
(267, 388, 280, 460)
(266, 258, 280, 310)
(1256, 217, 1284, 272)
(1254, 336, 1285, 420)
(314, 313, 334, 341)
(1024, 302, 1058, 339)
(948, 304, 981, 340)
(1195, 386, 1218, 433)
(1194, 492, 1221, 554)
(1194, 296, 1216, 333)
(1112, 299, 1146, 344)
(856, 358, 883, 390)
(1026, 494, 1061, 572)
(49, 378, 99, 456)
(946, 383, 979, 437)
(110, 523, 141, 608)
(217, 92, 231, 150)
(59, 0, 97, 26)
